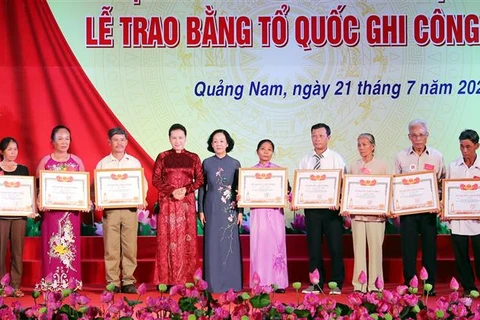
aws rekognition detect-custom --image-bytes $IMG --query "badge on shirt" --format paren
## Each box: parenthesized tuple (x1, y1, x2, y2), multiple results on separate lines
(424, 163, 435, 170)
(409, 164, 416, 171)
(361, 167, 371, 174)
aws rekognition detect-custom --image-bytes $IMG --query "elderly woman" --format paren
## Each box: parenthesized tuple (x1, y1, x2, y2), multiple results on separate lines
(36, 125, 86, 291)
(342, 133, 389, 292)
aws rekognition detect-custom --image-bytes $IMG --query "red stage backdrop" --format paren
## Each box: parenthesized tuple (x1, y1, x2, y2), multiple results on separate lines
(0, 0, 156, 207)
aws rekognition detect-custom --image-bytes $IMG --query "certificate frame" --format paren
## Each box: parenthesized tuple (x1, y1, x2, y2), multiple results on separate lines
(341, 174, 392, 215)
(292, 169, 342, 209)
(391, 171, 440, 215)
(442, 179, 480, 220)
(94, 168, 146, 209)
(237, 168, 288, 208)
(0, 175, 36, 216)
(40, 170, 90, 211)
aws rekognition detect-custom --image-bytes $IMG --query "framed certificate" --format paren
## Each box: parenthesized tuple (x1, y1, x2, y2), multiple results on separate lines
(0, 175, 36, 216)
(39, 170, 90, 211)
(341, 174, 392, 215)
(391, 171, 440, 215)
(237, 168, 288, 208)
(94, 168, 146, 208)
(442, 179, 480, 220)
(292, 169, 342, 208)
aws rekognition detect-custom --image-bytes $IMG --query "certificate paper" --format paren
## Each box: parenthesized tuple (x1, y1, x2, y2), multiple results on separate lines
(0, 175, 35, 216)
(292, 169, 342, 208)
(443, 179, 480, 220)
(40, 170, 90, 211)
(237, 168, 288, 208)
(341, 175, 392, 215)
(95, 168, 145, 208)
(391, 171, 440, 215)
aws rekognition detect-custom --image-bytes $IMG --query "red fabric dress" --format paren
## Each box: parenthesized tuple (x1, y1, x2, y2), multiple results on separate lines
(152, 149, 204, 285)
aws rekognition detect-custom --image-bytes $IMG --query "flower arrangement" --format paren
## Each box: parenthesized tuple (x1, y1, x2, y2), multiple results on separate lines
(1, 267, 479, 319)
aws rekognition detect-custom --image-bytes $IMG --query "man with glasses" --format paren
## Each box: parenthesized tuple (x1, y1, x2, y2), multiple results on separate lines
(394, 119, 445, 296)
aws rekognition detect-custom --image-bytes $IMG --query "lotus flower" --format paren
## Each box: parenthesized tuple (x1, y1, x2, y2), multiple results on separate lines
(251, 272, 261, 286)
(137, 283, 147, 295)
(0, 273, 10, 286)
(358, 271, 367, 285)
(309, 269, 320, 285)
(375, 276, 384, 290)
(409, 275, 418, 288)
(450, 277, 459, 291)
(419, 267, 428, 281)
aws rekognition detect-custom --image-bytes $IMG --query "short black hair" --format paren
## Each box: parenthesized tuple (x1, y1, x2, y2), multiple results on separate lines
(311, 123, 331, 136)
(51, 125, 71, 142)
(108, 127, 128, 139)
(207, 129, 235, 153)
(256, 139, 275, 152)
(459, 129, 479, 144)
(169, 123, 187, 136)
(0, 137, 18, 160)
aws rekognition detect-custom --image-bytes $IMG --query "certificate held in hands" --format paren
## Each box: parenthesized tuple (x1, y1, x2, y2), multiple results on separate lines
(442, 179, 480, 220)
(40, 170, 90, 211)
(341, 174, 392, 215)
(237, 168, 288, 208)
(391, 171, 440, 215)
(0, 175, 36, 216)
(94, 168, 146, 209)
(292, 169, 342, 209)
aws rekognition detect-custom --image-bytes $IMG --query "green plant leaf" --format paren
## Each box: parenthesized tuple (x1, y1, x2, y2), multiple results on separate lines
(250, 293, 270, 308)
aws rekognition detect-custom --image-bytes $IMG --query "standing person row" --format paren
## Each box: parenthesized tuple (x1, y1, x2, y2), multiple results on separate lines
(0, 137, 32, 297)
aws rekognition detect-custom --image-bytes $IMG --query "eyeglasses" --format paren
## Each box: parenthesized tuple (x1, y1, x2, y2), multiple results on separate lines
(408, 133, 428, 139)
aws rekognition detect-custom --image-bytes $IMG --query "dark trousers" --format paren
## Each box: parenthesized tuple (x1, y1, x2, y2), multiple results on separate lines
(451, 234, 480, 292)
(0, 219, 26, 289)
(305, 208, 344, 288)
(400, 213, 437, 286)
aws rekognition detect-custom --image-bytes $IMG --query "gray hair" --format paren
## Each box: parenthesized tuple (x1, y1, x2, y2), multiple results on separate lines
(357, 133, 375, 146)
(408, 119, 428, 132)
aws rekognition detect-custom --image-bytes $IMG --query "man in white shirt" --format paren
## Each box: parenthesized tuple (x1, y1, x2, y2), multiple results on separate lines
(447, 129, 480, 295)
(299, 123, 346, 295)
(394, 119, 445, 296)
(96, 127, 147, 294)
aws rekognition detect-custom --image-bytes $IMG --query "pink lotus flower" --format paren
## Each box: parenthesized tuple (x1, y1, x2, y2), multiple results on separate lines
(358, 271, 367, 285)
(45, 273, 54, 284)
(419, 267, 428, 281)
(193, 268, 203, 282)
(450, 277, 459, 291)
(197, 279, 208, 291)
(251, 272, 261, 286)
(396, 285, 408, 295)
(403, 293, 419, 306)
(137, 283, 147, 295)
(375, 276, 384, 290)
(409, 275, 418, 288)
(0, 273, 10, 286)
(309, 269, 320, 285)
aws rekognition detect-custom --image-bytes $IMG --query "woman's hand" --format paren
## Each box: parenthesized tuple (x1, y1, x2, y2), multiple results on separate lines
(172, 187, 186, 200)
(199, 212, 206, 226)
